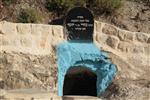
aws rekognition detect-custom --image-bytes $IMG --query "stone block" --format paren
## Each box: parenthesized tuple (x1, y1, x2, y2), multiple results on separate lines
(52, 25, 63, 38)
(41, 25, 52, 36)
(124, 31, 135, 41)
(0, 36, 10, 46)
(0, 22, 2, 34)
(52, 25, 64, 46)
(106, 36, 119, 49)
(20, 36, 32, 47)
(0, 89, 6, 96)
(95, 21, 102, 32)
(118, 42, 131, 52)
(95, 33, 108, 44)
(118, 42, 144, 53)
(144, 46, 150, 55)
(118, 30, 125, 41)
(31, 24, 42, 36)
(1, 35, 21, 47)
(147, 37, 150, 43)
(0, 21, 2, 28)
(1, 21, 17, 35)
(17, 23, 31, 35)
(39, 25, 52, 48)
(135, 32, 149, 43)
(9, 36, 21, 46)
(102, 24, 118, 36)
(132, 46, 144, 54)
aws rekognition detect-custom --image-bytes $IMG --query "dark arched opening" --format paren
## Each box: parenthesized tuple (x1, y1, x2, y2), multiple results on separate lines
(63, 67, 97, 96)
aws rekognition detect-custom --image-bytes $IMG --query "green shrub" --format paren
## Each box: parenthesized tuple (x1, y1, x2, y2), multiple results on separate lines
(18, 8, 42, 23)
(90, 0, 122, 15)
(45, 0, 86, 16)
(45, 0, 122, 16)
(2, 0, 16, 6)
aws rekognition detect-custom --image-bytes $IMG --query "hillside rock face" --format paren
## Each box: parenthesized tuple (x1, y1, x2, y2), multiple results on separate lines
(0, 21, 149, 100)
(98, 0, 150, 33)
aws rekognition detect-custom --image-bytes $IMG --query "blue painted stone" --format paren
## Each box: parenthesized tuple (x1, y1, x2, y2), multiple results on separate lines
(56, 41, 117, 96)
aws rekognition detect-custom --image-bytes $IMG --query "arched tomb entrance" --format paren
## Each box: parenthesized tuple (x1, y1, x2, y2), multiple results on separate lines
(63, 67, 97, 96)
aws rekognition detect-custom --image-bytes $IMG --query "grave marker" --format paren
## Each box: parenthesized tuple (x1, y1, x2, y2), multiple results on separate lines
(65, 7, 94, 41)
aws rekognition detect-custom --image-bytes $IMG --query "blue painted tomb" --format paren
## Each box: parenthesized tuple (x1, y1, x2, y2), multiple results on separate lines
(56, 41, 117, 96)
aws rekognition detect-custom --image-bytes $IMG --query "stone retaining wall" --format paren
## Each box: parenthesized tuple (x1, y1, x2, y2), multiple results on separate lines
(94, 21, 149, 80)
(0, 21, 64, 55)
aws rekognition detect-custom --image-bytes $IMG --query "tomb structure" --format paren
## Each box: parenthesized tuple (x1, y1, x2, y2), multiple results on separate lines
(56, 7, 117, 97)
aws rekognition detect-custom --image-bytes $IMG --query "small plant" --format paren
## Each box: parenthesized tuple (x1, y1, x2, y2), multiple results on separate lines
(45, 0, 122, 16)
(2, 0, 16, 6)
(90, 0, 122, 15)
(45, 0, 86, 16)
(18, 8, 42, 23)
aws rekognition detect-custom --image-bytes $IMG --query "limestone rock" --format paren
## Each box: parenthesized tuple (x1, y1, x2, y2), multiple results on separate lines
(1, 21, 17, 35)
(118, 30, 125, 41)
(135, 32, 149, 42)
(0, 89, 6, 99)
(147, 37, 150, 43)
(0, 52, 57, 91)
(95, 33, 108, 44)
(20, 35, 32, 47)
(16, 23, 31, 35)
(0, 22, 2, 32)
(132, 45, 144, 54)
(95, 21, 102, 32)
(52, 25, 64, 46)
(102, 24, 118, 36)
(124, 31, 135, 41)
(118, 42, 132, 52)
(144, 46, 150, 55)
(117, 41, 145, 53)
(106, 36, 119, 49)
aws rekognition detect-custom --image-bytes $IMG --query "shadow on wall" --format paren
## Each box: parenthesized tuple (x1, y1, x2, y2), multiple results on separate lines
(62, 96, 74, 100)
(48, 17, 64, 25)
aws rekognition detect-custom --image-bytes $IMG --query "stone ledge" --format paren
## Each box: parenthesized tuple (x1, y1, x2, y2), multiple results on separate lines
(135, 32, 149, 43)
(0, 89, 60, 100)
(0, 89, 101, 100)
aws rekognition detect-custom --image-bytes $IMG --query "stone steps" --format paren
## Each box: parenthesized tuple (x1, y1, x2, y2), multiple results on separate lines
(0, 89, 101, 100)
(62, 96, 101, 100)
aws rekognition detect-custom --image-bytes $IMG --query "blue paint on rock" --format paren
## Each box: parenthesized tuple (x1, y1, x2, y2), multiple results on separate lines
(56, 41, 117, 96)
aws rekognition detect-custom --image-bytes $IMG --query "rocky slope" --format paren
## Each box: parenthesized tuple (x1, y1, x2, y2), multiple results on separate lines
(98, 0, 150, 33)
